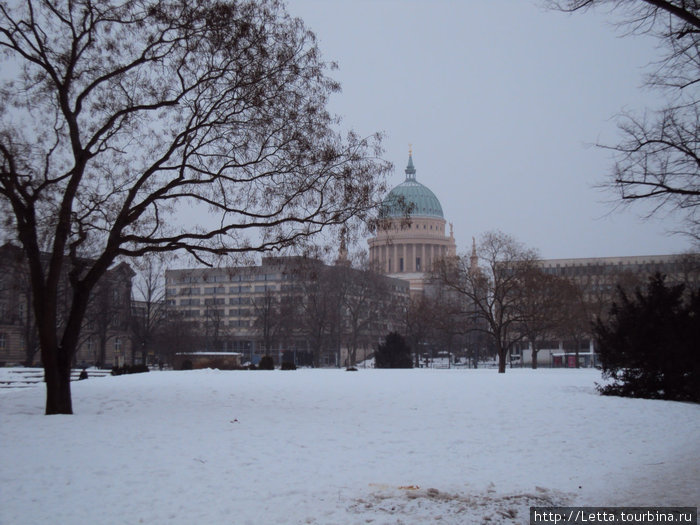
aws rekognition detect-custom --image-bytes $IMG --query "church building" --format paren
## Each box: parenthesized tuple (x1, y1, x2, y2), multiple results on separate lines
(368, 150, 457, 295)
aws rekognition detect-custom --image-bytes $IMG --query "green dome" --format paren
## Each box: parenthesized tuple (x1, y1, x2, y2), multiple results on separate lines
(381, 153, 444, 219)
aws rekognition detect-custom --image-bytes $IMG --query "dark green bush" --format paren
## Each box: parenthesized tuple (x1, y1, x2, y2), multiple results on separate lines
(595, 273, 700, 402)
(258, 355, 275, 370)
(375, 332, 413, 369)
(280, 361, 296, 370)
(111, 364, 151, 376)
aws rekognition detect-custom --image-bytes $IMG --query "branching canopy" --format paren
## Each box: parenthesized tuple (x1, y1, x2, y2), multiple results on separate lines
(0, 0, 389, 414)
(548, 0, 700, 241)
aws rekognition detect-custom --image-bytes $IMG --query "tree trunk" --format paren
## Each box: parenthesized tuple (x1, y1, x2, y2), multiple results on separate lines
(43, 346, 73, 415)
(348, 346, 357, 368)
(531, 348, 538, 370)
(98, 336, 107, 368)
(497, 346, 506, 373)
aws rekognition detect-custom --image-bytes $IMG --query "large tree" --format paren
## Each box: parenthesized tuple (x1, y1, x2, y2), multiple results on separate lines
(435, 231, 539, 373)
(0, 0, 388, 414)
(549, 1, 700, 241)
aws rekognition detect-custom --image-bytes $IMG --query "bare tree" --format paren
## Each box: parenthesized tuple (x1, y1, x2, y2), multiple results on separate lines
(405, 294, 439, 367)
(557, 281, 593, 368)
(435, 231, 539, 373)
(155, 309, 198, 367)
(291, 258, 335, 367)
(336, 259, 390, 369)
(201, 305, 227, 352)
(548, 1, 700, 241)
(518, 269, 571, 369)
(253, 289, 280, 357)
(0, 0, 389, 414)
(130, 256, 166, 366)
(82, 263, 133, 367)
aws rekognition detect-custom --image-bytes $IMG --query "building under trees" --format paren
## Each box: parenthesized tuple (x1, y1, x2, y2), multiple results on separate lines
(164, 256, 409, 368)
(0, 243, 134, 368)
(368, 153, 700, 370)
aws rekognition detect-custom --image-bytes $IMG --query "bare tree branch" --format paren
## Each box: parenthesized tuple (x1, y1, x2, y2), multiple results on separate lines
(0, 0, 389, 414)
(548, 0, 700, 242)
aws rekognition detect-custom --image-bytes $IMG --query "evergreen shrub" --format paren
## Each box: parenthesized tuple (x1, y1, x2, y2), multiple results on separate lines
(595, 273, 700, 402)
(258, 355, 275, 370)
(375, 332, 413, 369)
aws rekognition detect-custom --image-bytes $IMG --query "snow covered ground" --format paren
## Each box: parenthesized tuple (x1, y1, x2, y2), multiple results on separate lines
(1, 368, 698, 524)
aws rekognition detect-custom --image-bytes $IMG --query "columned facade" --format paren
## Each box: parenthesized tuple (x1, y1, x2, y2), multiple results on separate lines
(368, 152, 457, 295)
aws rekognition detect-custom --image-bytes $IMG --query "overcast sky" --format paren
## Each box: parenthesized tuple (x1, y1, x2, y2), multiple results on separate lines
(286, 0, 696, 259)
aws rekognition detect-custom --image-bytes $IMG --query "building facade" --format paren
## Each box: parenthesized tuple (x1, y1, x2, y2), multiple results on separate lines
(165, 256, 409, 367)
(368, 151, 457, 295)
(514, 253, 700, 367)
(0, 243, 134, 367)
(539, 253, 700, 296)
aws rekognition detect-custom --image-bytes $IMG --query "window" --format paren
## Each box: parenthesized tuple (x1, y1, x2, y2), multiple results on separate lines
(115, 337, 122, 352)
(0, 332, 5, 350)
(399, 258, 404, 272)
(416, 257, 421, 271)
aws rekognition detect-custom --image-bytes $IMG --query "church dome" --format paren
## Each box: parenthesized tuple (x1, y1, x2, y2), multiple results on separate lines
(381, 153, 444, 219)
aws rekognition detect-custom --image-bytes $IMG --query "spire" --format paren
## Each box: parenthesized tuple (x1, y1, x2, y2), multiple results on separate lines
(336, 227, 349, 266)
(405, 145, 416, 181)
(470, 236, 478, 273)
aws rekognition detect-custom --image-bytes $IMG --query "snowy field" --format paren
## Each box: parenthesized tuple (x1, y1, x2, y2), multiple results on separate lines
(1, 368, 698, 525)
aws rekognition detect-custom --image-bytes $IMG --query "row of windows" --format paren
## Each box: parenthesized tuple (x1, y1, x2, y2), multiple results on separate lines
(541, 261, 684, 277)
(389, 256, 423, 273)
(178, 309, 253, 318)
(172, 315, 253, 328)
(168, 284, 280, 296)
(393, 224, 444, 232)
(168, 273, 284, 285)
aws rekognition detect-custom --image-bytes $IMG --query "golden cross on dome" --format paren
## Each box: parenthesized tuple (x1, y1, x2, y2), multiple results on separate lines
(409, 143, 412, 156)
